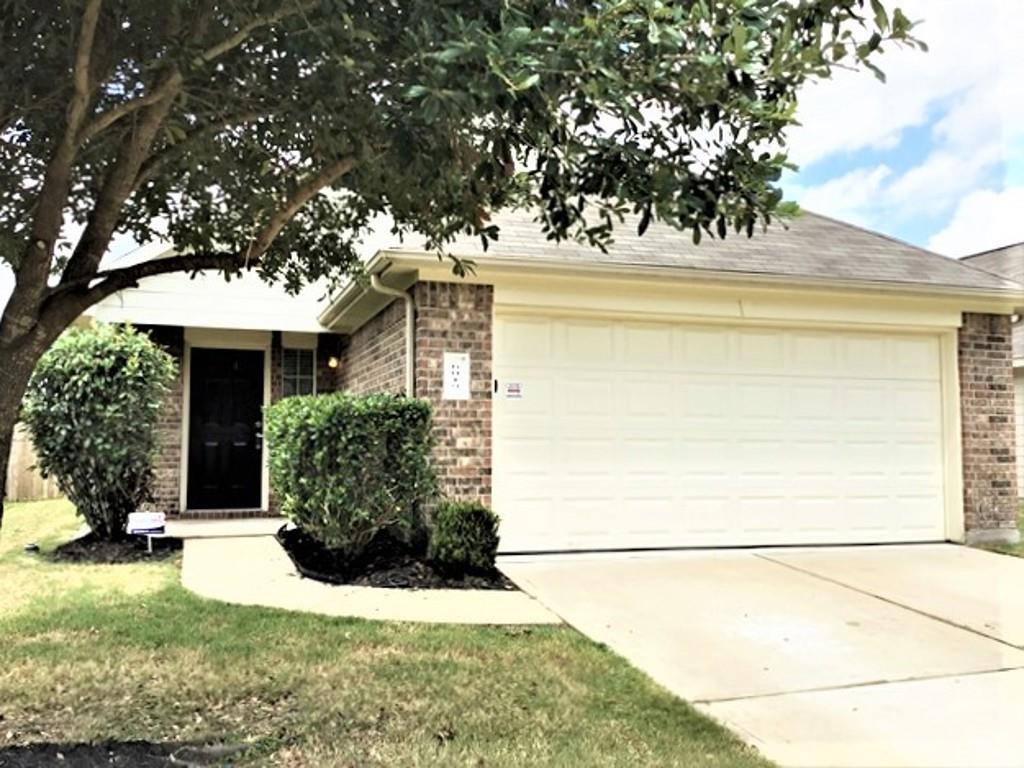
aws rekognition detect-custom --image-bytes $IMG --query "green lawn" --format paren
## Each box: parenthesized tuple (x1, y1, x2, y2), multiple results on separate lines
(0, 499, 770, 767)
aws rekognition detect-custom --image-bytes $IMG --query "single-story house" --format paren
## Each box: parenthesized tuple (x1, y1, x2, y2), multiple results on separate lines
(960, 244, 1024, 499)
(88, 211, 1024, 550)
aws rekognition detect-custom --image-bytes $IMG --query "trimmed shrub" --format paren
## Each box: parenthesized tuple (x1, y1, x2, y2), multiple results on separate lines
(21, 324, 177, 541)
(264, 392, 436, 558)
(428, 500, 500, 574)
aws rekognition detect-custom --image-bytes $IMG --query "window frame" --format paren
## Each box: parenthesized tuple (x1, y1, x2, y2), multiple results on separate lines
(281, 346, 317, 398)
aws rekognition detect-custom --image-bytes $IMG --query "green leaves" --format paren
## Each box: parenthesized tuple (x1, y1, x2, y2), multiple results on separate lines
(428, 501, 500, 574)
(1, 0, 923, 301)
(21, 324, 177, 541)
(263, 393, 437, 558)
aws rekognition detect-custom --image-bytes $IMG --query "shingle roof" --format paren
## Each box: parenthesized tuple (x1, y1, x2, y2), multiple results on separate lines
(394, 209, 1024, 293)
(961, 243, 1024, 285)
(962, 244, 1024, 358)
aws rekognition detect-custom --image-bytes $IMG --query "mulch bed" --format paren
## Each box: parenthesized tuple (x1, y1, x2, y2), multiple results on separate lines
(46, 532, 182, 564)
(0, 740, 246, 767)
(277, 526, 516, 591)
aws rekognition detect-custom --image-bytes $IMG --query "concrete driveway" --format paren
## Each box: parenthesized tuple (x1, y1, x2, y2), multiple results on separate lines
(500, 544, 1024, 768)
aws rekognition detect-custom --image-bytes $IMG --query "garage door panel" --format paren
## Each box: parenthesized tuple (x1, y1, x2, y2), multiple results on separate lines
(619, 322, 674, 368)
(738, 329, 787, 370)
(678, 327, 734, 369)
(494, 314, 948, 552)
(498, 316, 554, 364)
(563, 320, 614, 365)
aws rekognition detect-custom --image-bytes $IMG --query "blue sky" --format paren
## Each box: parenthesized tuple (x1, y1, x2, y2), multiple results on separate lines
(783, 0, 1024, 257)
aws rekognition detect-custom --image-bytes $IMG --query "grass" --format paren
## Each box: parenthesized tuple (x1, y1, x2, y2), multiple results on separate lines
(0, 499, 770, 767)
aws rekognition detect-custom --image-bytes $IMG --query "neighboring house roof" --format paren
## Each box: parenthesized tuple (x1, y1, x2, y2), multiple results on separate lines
(391, 209, 1024, 293)
(87, 244, 330, 333)
(961, 243, 1024, 362)
(962, 243, 1024, 284)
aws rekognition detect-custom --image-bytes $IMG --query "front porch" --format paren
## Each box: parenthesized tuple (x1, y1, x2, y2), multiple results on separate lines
(144, 325, 342, 518)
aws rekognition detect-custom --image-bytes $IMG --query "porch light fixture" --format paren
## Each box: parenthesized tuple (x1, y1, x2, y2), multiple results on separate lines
(327, 355, 340, 369)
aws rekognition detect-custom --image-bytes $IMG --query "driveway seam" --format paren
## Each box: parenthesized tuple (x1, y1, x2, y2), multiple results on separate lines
(693, 663, 1024, 705)
(754, 552, 1023, 653)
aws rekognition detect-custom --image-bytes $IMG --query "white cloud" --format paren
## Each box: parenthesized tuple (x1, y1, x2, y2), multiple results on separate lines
(785, 1, 1024, 254)
(928, 186, 1024, 257)
(792, 165, 892, 225)
(787, 0, 1024, 167)
(880, 142, 1006, 215)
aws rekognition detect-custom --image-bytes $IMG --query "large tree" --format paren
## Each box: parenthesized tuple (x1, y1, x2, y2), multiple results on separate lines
(0, 0, 918, 527)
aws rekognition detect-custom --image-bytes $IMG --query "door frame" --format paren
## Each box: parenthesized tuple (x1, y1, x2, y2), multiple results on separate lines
(492, 304, 966, 548)
(179, 328, 272, 512)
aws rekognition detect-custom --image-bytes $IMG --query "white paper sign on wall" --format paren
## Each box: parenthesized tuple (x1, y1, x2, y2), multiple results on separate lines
(442, 352, 471, 400)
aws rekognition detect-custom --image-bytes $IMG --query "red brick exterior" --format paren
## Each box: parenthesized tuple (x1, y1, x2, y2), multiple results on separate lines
(958, 313, 1021, 544)
(413, 282, 493, 504)
(336, 300, 407, 394)
(334, 281, 494, 505)
(143, 326, 185, 517)
(142, 326, 341, 517)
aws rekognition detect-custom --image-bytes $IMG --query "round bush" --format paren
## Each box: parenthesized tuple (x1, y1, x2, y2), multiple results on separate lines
(22, 324, 177, 541)
(428, 500, 500, 574)
(264, 392, 436, 558)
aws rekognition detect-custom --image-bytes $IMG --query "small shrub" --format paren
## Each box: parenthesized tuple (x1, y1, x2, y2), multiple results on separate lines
(264, 392, 436, 558)
(428, 500, 500, 574)
(21, 324, 177, 541)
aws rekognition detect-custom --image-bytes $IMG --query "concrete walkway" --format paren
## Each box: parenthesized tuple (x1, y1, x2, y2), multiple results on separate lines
(501, 544, 1024, 768)
(179, 531, 559, 626)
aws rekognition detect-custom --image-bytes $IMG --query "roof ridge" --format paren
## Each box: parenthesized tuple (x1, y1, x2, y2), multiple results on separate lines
(799, 209, 1024, 289)
(960, 242, 1024, 261)
(798, 209, 938, 255)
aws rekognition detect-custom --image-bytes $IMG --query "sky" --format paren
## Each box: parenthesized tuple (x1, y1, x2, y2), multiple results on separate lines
(784, 0, 1024, 257)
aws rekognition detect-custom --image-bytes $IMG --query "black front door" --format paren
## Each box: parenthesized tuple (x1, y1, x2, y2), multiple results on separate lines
(187, 348, 264, 509)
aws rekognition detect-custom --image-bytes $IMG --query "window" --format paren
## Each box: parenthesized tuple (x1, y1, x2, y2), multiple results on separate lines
(282, 348, 315, 397)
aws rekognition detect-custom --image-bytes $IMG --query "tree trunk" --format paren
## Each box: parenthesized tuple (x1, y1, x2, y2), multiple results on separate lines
(0, 329, 62, 532)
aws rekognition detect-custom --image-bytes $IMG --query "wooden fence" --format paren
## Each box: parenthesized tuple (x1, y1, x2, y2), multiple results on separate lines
(6, 425, 62, 502)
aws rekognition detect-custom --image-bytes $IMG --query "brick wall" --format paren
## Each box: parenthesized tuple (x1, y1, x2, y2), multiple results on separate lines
(414, 282, 493, 504)
(141, 327, 342, 517)
(336, 300, 407, 394)
(141, 326, 184, 516)
(958, 312, 1020, 544)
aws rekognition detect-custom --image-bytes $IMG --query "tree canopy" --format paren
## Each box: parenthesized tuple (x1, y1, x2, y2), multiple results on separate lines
(1, 0, 920, 312)
(0, 1, 920, 525)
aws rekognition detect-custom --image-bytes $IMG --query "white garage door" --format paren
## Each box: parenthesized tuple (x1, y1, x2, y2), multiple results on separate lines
(493, 313, 947, 552)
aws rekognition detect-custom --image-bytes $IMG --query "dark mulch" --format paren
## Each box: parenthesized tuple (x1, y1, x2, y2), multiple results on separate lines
(0, 740, 246, 767)
(46, 532, 182, 564)
(277, 526, 516, 591)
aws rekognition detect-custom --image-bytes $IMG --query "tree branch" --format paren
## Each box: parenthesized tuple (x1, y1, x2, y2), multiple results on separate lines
(43, 250, 245, 328)
(76, 0, 313, 145)
(77, 73, 182, 144)
(70, 0, 103, 127)
(0, 0, 104, 346)
(60, 75, 182, 285)
(243, 154, 357, 263)
(194, 0, 318, 65)
(48, 154, 357, 318)
(131, 110, 265, 193)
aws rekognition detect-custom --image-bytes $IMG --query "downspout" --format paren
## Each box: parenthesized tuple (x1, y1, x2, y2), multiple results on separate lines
(369, 273, 415, 396)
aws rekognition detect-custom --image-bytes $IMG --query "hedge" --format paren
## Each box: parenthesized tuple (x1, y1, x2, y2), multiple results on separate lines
(21, 323, 177, 541)
(264, 392, 436, 558)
